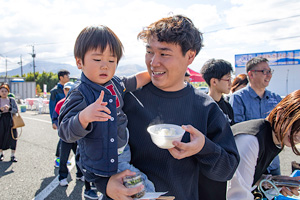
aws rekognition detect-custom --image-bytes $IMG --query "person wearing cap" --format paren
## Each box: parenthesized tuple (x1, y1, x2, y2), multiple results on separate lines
(184, 71, 191, 83)
(0, 83, 19, 162)
(53, 81, 99, 199)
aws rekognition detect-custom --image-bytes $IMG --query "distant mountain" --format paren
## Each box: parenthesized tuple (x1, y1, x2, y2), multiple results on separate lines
(0, 61, 146, 78)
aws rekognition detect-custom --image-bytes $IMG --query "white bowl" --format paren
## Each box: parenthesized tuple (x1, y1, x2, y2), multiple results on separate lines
(147, 124, 185, 149)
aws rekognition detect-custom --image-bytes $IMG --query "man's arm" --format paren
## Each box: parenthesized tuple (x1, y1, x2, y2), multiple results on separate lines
(230, 94, 245, 123)
(170, 105, 240, 182)
(135, 71, 151, 89)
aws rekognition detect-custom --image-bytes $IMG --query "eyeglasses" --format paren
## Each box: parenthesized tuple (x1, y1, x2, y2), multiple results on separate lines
(220, 78, 231, 82)
(250, 69, 274, 75)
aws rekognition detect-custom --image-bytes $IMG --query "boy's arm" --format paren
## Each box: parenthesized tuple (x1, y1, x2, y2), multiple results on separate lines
(135, 71, 151, 89)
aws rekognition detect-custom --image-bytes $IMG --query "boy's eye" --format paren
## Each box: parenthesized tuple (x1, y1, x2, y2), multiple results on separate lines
(146, 50, 153, 54)
(109, 60, 116, 63)
(94, 59, 101, 61)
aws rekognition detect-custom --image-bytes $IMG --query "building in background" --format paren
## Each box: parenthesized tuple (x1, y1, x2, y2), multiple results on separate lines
(235, 49, 300, 97)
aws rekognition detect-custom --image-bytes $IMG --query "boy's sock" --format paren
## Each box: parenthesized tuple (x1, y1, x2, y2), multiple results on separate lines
(11, 152, 15, 157)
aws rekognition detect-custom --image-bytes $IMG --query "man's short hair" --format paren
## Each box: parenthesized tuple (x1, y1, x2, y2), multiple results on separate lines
(200, 59, 233, 86)
(74, 25, 124, 65)
(246, 57, 269, 72)
(58, 70, 70, 80)
(137, 15, 203, 56)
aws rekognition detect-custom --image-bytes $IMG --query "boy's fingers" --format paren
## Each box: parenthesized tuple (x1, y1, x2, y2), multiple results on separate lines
(95, 90, 105, 104)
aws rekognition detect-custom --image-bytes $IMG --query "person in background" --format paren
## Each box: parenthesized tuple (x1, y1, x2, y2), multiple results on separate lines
(49, 69, 70, 168)
(53, 81, 99, 199)
(201, 58, 235, 125)
(230, 57, 282, 176)
(231, 74, 248, 94)
(58, 25, 153, 199)
(99, 15, 239, 200)
(184, 71, 191, 83)
(227, 90, 300, 199)
(0, 83, 18, 162)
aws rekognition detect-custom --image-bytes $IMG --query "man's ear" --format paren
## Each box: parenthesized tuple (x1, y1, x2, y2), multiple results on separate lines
(210, 78, 217, 86)
(187, 50, 196, 65)
(76, 57, 83, 69)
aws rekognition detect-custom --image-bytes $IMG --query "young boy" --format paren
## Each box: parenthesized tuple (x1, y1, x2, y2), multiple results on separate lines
(58, 25, 154, 193)
(200, 58, 235, 125)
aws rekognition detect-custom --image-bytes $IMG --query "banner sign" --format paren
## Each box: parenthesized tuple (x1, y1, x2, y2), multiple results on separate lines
(235, 49, 300, 68)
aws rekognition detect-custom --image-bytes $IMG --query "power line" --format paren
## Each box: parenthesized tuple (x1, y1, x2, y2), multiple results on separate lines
(204, 14, 300, 34)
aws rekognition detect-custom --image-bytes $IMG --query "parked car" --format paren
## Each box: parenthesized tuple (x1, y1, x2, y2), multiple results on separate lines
(197, 86, 209, 94)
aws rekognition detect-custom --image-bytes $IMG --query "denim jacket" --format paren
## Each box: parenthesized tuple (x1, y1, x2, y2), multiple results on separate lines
(58, 73, 136, 177)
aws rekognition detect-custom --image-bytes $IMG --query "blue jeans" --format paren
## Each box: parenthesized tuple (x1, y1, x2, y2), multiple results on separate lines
(58, 140, 83, 180)
(118, 144, 155, 193)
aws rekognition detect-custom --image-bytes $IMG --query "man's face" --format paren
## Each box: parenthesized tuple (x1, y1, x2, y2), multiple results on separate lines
(249, 62, 272, 89)
(60, 74, 70, 85)
(145, 37, 195, 91)
(76, 46, 117, 85)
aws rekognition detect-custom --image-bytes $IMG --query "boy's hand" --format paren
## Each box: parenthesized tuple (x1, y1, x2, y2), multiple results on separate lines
(79, 90, 111, 129)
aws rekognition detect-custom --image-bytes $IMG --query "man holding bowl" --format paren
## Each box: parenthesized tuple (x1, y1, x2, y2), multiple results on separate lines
(96, 15, 240, 200)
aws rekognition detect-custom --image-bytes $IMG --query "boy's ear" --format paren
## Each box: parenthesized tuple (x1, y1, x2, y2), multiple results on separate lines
(75, 57, 83, 69)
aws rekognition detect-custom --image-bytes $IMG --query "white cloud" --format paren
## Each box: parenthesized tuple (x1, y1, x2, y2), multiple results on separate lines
(1, 0, 300, 74)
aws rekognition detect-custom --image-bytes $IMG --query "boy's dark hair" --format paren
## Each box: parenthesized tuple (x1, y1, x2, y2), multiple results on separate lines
(200, 59, 233, 86)
(246, 57, 268, 72)
(137, 15, 203, 56)
(74, 25, 124, 64)
(58, 70, 70, 80)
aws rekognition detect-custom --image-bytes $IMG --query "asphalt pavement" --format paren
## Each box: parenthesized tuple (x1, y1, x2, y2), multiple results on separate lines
(0, 109, 299, 199)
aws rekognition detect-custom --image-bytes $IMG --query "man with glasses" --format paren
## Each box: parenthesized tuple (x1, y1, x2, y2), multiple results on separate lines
(201, 58, 235, 125)
(230, 57, 282, 176)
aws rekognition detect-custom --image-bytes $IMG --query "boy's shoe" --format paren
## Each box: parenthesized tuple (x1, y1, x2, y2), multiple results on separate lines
(11, 156, 18, 162)
(91, 183, 97, 191)
(84, 190, 99, 200)
(76, 175, 85, 182)
(59, 178, 68, 187)
(0, 154, 3, 161)
(54, 157, 60, 168)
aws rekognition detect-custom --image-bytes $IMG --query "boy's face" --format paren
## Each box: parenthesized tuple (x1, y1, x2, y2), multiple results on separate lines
(145, 37, 196, 91)
(214, 73, 232, 94)
(76, 45, 117, 85)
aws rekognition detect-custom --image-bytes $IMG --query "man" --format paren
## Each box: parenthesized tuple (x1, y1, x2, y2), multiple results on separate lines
(49, 69, 70, 167)
(200, 58, 235, 125)
(230, 57, 282, 175)
(95, 15, 239, 200)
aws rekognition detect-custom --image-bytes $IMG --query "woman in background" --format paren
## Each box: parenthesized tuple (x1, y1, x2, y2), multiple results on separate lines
(231, 74, 248, 93)
(0, 83, 18, 162)
(227, 90, 300, 199)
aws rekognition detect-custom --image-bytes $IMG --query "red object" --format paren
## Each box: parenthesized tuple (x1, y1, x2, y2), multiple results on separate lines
(187, 68, 205, 82)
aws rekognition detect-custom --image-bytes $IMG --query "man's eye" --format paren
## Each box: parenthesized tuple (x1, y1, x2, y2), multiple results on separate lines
(161, 53, 169, 56)
(94, 59, 101, 61)
(146, 51, 153, 54)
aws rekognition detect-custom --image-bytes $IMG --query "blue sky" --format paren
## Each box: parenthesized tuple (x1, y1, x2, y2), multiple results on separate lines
(1, 0, 300, 74)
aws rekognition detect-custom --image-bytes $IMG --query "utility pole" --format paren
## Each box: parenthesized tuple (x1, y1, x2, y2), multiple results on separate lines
(30, 45, 36, 81)
(18, 55, 23, 77)
(5, 57, 7, 82)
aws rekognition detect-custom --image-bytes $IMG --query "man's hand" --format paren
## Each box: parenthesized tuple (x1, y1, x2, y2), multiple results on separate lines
(168, 125, 205, 159)
(52, 123, 57, 130)
(107, 170, 145, 200)
(79, 90, 111, 129)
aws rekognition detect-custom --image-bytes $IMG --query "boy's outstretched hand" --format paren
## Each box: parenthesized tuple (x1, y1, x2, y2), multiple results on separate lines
(79, 90, 111, 129)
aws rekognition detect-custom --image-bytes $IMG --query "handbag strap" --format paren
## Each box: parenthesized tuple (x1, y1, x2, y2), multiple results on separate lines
(11, 128, 22, 140)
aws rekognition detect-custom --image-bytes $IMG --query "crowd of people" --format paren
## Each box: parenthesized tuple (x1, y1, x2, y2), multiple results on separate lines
(1, 14, 300, 200)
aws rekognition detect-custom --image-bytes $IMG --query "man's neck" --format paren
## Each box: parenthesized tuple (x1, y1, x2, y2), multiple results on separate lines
(208, 89, 222, 102)
(250, 83, 265, 98)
